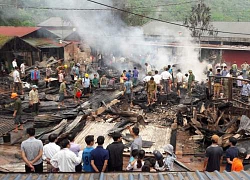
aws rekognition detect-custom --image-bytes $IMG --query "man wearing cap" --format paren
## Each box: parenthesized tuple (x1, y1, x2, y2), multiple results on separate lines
(29, 85, 40, 116)
(31, 67, 40, 86)
(203, 134, 223, 172)
(106, 132, 125, 171)
(90, 136, 109, 172)
(11, 93, 23, 133)
(188, 70, 195, 95)
(82, 73, 91, 96)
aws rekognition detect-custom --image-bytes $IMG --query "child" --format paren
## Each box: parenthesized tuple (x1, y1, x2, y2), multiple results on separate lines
(231, 148, 247, 172)
(126, 149, 138, 171)
(157, 144, 176, 171)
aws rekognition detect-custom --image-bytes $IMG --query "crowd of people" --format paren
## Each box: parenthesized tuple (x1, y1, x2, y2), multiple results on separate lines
(20, 126, 176, 173)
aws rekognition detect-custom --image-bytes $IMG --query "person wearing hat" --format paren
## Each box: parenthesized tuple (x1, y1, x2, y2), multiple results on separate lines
(106, 132, 125, 172)
(90, 136, 109, 172)
(203, 134, 223, 172)
(29, 85, 40, 116)
(157, 144, 177, 171)
(31, 67, 40, 86)
(187, 70, 195, 95)
(11, 93, 23, 132)
(82, 73, 91, 96)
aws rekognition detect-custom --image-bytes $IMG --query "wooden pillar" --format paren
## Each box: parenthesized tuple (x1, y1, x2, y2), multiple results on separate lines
(228, 77, 233, 101)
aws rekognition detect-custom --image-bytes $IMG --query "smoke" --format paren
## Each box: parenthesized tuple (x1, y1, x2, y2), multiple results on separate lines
(7, 0, 207, 81)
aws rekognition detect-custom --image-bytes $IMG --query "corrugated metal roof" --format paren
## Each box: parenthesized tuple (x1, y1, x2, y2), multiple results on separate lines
(0, 171, 250, 180)
(0, 26, 40, 37)
(23, 38, 70, 48)
(38, 17, 73, 27)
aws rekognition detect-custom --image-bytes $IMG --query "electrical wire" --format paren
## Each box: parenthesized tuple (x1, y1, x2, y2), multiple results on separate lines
(86, 0, 250, 36)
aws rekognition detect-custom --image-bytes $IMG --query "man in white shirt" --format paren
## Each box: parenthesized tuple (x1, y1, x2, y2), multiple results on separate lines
(160, 67, 172, 94)
(43, 134, 60, 172)
(20, 62, 26, 77)
(143, 72, 152, 83)
(175, 69, 183, 97)
(153, 70, 163, 96)
(13, 66, 23, 94)
(237, 72, 244, 88)
(145, 63, 152, 75)
(50, 138, 82, 172)
(12, 58, 17, 69)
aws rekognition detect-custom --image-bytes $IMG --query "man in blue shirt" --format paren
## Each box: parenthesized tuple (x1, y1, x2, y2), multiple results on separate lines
(82, 135, 94, 172)
(124, 78, 133, 106)
(241, 81, 250, 102)
(90, 136, 109, 172)
(225, 137, 238, 172)
(132, 67, 139, 86)
(30, 67, 40, 86)
(126, 70, 132, 81)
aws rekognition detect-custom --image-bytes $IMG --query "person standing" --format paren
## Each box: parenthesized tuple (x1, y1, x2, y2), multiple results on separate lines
(153, 70, 163, 98)
(231, 148, 247, 172)
(145, 63, 152, 75)
(92, 74, 99, 90)
(231, 61, 238, 77)
(82, 135, 95, 172)
(20, 62, 26, 77)
(31, 67, 40, 86)
(175, 69, 183, 97)
(126, 70, 132, 81)
(132, 67, 139, 86)
(221, 66, 228, 77)
(241, 61, 249, 78)
(100, 75, 108, 88)
(68, 134, 82, 172)
(90, 136, 109, 172)
(58, 70, 64, 87)
(237, 72, 244, 88)
(42, 134, 60, 172)
(120, 70, 126, 91)
(50, 138, 82, 172)
(241, 81, 250, 103)
(12, 58, 17, 69)
(161, 67, 172, 94)
(124, 78, 133, 106)
(146, 77, 157, 105)
(13, 66, 23, 94)
(213, 69, 222, 99)
(58, 79, 67, 108)
(187, 70, 195, 95)
(82, 73, 91, 96)
(127, 126, 142, 152)
(11, 93, 23, 133)
(106, 132, 125, 172)
(29, 85, 40, 116)
(45, 65, 52, 88)
(225, 137, 238, 172)
(21, 128, 43, 173)
(203, 134, 223, 172)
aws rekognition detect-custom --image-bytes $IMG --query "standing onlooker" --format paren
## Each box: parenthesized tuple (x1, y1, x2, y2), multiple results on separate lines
(153, 70, 163, 96)
(68, 134, 82, 172)
(143, 72, 152, 83)
(82, 73, 91, 96)
(203, 134, 223, 172)
(50, 139, 82, 172)
(213, 69, 222, 99)
(241, 61, 249, 78)
(132, 67, 139, 86)
(126, 70, 132, 81)
(13, 66, 23, 94)
(221, 66, 228, 77)
(42, 134, 60, 172)
(231, 61, 238, 77)
(92, 74, 99, 90)
(106, 132, 125, 172)
(120, 70, 126, 91)
(73, 79, 82, 103)
(146, 77, 157, 105)
(168, 65, 173, 90)
(241, 81, 250, 103)
(127, 126, 142, 152)
(90, 136, 109, 172)
(58, 70, 64, 87)
(187, 70, 195, 95)
(124, 78, 133, 106)
(20, 62, 26, 77)
(175, 69, 183, 97)
(224, 70, 233, 98)
(237, 72, 244, 88)
(31, 67, 40, 86)
(45, 65, 52, 88)
(21, 128, 43, 173)
(225, 137, 238, 172)
(11, 93, 23, 133)
(82, 135, 95, 172)
(161, 67, 172, 94)
(231, 148, 247, 172)
(100, 75, 108, 88)
(29, 85, 40, 116)
(145, 63, 152, 75)
(12, 58, 17, 69)
(58, 79, 67, 108)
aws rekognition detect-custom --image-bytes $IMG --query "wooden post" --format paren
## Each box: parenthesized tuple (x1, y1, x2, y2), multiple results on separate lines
(209, 76, 212, 95)
(228, 77, 233, 101)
